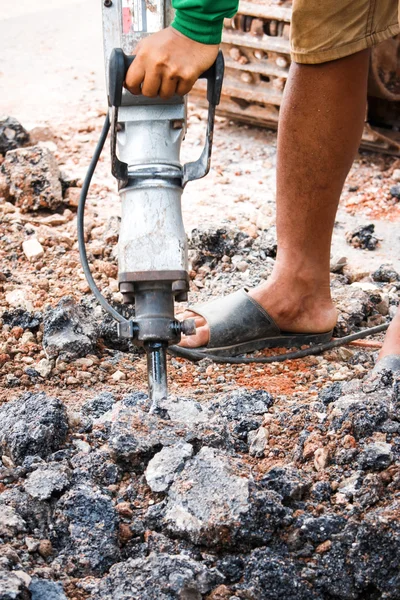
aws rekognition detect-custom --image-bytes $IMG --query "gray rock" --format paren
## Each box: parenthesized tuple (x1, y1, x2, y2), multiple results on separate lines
(163, 446, 288, 548)
(43, 297, 98, 360)
(300, 515, 346, 543)
(217, 389, 274, 420)
(82, 392, 115, 418)
(350, 501, 400, 596)
(0, 569, 30, 600)
(256, 227, 277, 258)
(358, 441, 393, 471)
(103, 215, 121, 244)
(248, 426, 269, 457)
(0, 505, 26, 538)
(354, 473, 384, 508)
(0, 488, 51, 536)
(337, 471, 363, 499)
(234, 548, 322, 600)
(145, 442, 193, 492)
(91, 553, 223, 600)
(52, 484, 120, 576)
(122, 391, 149, 408)
(330, 255, 347, 274)
(331, 395, 389, 439)
(109, 403, 182, 468)
(318, 382, 342, 406)
(330, 392, 362, 413)
(0, 392, 68, 465)
(29, 579, 67, 600)
(189, 227, 246, 268)
(34, 358, 53, 379)
(390, 185, 400, 200)
(24, 464, 71, 500)
(372, 264, 400, 283)
(1, 309, 42, 331)
(0, 117, 30, 155)
(313, 502, 400, 599)
(331, 285, 375, 336)
(160, 396, 210, 425)
(70, 449, 120, 486)
(261, 466, 310, 501)
(1, 145, 62, 213)
(345, 223, 379, 251)
(310, 481, 332, 502)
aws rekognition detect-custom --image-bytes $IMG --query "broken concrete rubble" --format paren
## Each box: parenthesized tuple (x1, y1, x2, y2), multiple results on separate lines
(82, 391, 115, 418)
(43, 296, 98, 360)
(145, 442, 193, 492)
(1, 309, 42, 331)
(0, 505, 26, 538)
(0, 117, 30, 155)
(24, 463, 71, 500)
(0, 392, 68, 465)
(331, 284, 376, 336)
(0, 377, 398, 598)
(52, 484, 120, 576)
(162, 446, 289, 548)
(91, 553, 223, 600)
(1, 145, 63, 213)
(346, 223, 379, 251)
(358, 441, 393, 471)
(108, 402, 183, 468)
(29, 578, 67, 600)
(0, 569, 31, 600)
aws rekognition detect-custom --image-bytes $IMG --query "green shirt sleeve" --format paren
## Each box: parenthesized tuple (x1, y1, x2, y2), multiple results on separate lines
(171, 0, 239, 44)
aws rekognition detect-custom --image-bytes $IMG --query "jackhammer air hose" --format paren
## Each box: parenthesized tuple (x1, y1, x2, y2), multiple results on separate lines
(78, 115, 391, 365)
(169, 322, 389, 364)
(77, 113, 128, 325)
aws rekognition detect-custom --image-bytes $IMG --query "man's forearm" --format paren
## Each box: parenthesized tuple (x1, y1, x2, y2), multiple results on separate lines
(171, 0, 239, 44)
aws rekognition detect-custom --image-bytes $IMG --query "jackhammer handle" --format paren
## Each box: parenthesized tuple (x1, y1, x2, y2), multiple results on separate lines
(108, 49, 135, 107)
(198, 50, 224, 107)
(108, 48, 224, 107)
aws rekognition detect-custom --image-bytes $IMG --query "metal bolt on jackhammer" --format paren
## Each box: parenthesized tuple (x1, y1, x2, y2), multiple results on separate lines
(181, 318, 196, 336)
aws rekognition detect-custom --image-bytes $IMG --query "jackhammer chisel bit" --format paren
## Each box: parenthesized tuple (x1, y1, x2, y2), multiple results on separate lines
(78, 0, 223, 411)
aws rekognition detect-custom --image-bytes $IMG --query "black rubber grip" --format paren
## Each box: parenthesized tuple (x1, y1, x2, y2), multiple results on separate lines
(109, 49, 135, 107)
(198, 51, 224, 106)
(108, 47, 224, 107)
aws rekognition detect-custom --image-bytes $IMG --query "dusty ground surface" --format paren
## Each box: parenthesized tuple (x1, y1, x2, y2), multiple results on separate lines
(1, 2, 400, 599)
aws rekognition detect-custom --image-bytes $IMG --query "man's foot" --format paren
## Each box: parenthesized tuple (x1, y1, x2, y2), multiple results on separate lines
(378, 307, 400, 361)
(179, 270, 337, 349)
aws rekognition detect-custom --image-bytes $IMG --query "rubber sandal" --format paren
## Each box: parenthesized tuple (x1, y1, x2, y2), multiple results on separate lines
(372, 354, 400, 375)
(183, 288, 333, 357)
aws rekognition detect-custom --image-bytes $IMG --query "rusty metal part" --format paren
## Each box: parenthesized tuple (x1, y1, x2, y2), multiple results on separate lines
(369, 35, 400, 101)
(191, 0, 400, 155)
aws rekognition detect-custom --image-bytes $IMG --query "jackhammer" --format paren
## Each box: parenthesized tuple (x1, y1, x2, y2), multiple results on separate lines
(78, 0, 223, 411)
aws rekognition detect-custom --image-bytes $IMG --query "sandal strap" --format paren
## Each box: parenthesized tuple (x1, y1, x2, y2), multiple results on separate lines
(189, 289, 280, 349)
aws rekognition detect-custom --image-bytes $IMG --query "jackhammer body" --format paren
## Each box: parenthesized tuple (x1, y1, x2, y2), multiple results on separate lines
(78, 0, 223, 411)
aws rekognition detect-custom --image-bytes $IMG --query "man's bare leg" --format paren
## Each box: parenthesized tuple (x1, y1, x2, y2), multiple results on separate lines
(181, 50, 371, 348)
(379, 307, 400, 359)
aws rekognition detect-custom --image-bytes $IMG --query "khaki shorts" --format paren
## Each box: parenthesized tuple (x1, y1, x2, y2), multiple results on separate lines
(291, 0, 400, 64)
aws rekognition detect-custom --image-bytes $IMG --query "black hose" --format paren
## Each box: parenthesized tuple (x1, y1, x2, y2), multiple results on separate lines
(168, 322, 390, 364)
(79, 116, 391, 366)
(77, 113, 130, 325)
